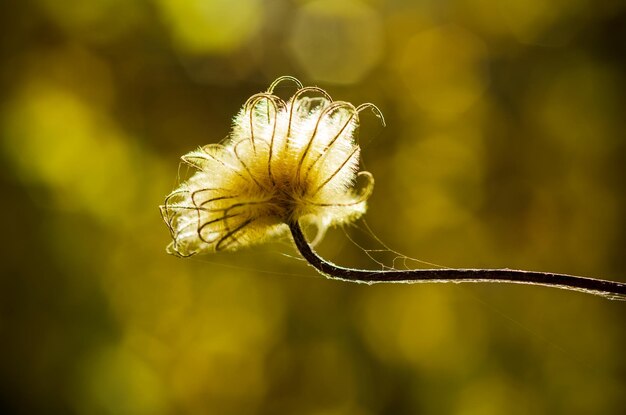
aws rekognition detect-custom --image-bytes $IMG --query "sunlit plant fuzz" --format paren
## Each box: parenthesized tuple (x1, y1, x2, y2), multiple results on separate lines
(160, 76, 382, 256)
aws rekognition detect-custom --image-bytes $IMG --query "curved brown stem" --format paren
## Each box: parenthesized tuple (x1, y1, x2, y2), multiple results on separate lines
(289, 221, 626, 300)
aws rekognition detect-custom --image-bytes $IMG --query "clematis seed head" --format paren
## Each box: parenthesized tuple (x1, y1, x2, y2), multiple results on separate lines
(160, 76, 383, 256)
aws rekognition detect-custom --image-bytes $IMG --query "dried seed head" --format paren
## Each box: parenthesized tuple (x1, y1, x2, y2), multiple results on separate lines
(160, 76, 383, 256)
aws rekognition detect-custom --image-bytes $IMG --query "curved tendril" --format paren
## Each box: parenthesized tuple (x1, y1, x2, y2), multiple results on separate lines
(163, 188, 189, 206)
(248, 99, 258, 153)
(267, 76, 303, 93)
(162, 189, 191, 224)
(198, 201, 256, 247)
(286, 87, 334, 151)
(247, 94, 280, 154)
(169, 245, 195, 258)
(232, 140, 269, 192)
(170, 199, 271, 215)
(159, 205, 177, 239)
(197, 194, 239, 209)
(302, 102, 358, 186)
(307, 171, 374, 207)
(216, 214, 259, 251)
(242, 94, 285, 185)
(189, 188, 237, 208)
(163, 189, 188, 209)
(180, 154, 209, 170)
(310, 146, 360, 197)
(356, 103, 386, 127)
(303, 103, 383, 185)
(245, 94, 284, 131)
(200, 144, 252, 184)
(197, 212, 243, 245)
(163, 204, 211, 213)
(258, 97, 280, 185)
(295, 101, 357, 187)
(243, 93, 284, 112)
(247, 95, 274, 153)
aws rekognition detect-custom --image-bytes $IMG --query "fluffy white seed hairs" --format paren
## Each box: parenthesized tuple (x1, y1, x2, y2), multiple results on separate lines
(160, 76, 384, 256)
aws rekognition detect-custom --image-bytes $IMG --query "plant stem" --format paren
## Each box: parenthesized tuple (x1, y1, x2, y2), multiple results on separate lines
(289, 221, 626, 300)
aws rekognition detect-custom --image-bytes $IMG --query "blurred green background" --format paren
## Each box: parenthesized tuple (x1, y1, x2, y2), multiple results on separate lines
(1, 0, 625, 414)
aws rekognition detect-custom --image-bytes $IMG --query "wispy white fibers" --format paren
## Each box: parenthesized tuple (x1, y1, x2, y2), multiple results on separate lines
(160, 76, 383, 256)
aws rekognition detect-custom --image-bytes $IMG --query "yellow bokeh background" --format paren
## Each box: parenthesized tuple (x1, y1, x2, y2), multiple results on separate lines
(1, 0, 625, 414)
